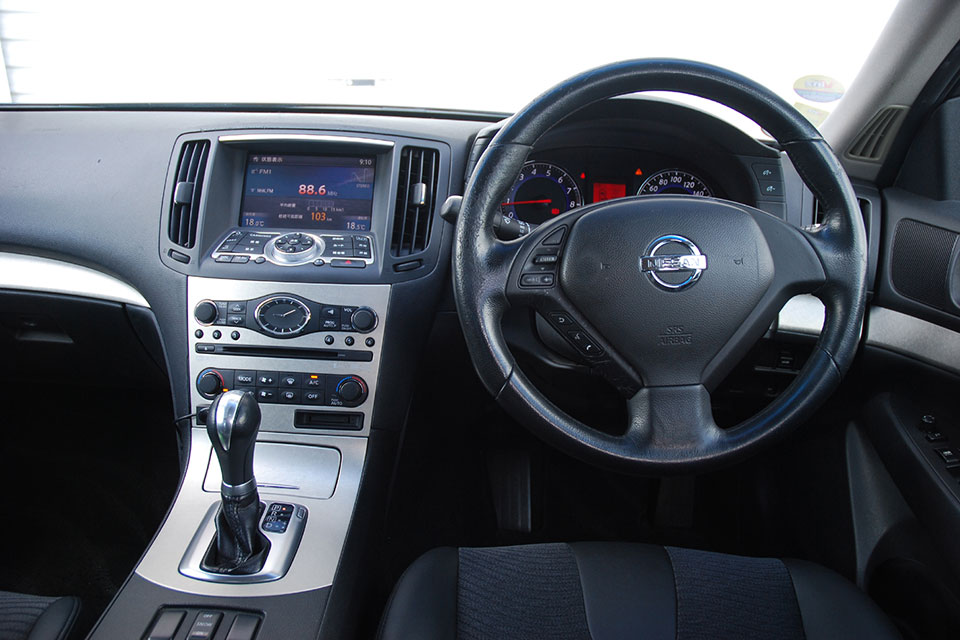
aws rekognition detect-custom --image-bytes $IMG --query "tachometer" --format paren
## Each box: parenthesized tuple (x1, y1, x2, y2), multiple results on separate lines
(501, 162, 583, 224)
(637, 169, 713, 197)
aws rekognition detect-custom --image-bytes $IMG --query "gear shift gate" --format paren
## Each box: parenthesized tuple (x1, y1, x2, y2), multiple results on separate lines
(179, 390, 308, 584)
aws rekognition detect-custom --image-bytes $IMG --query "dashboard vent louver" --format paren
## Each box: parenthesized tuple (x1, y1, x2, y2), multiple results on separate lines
(845, 105, 908, 162)
(391, 146, 439, 257)
(168, 140, 210, 249)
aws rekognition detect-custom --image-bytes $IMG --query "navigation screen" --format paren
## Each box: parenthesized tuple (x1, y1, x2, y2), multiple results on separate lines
(240, 154, 375, 231)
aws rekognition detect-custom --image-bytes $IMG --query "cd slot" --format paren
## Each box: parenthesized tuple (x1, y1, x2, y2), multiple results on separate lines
(195, 343, 373, 362)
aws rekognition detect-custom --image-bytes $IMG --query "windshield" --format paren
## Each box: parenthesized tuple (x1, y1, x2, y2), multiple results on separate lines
(0, 0, 899, 132)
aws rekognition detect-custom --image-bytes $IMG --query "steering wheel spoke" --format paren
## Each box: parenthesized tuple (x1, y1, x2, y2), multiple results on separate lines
(502, 220, 643, 397)
(624, 384, 725, 459)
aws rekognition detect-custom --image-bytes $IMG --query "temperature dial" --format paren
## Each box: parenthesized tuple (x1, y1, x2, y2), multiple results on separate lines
(197, 369, 225, 399)
(334, 376, 368, 407)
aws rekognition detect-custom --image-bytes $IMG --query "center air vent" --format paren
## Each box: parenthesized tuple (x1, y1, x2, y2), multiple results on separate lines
(168, 140, 210, 249)
(391, 147, 439, 257)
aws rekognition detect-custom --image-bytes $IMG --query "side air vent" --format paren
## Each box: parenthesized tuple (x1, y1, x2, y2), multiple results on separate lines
(168, 140, 210, 248)
(391, 147, 439, 257)
(845, 105, 908, 162)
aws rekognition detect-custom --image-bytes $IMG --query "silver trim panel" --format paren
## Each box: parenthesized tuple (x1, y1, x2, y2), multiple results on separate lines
(136, 429, 366, 596)
(0, 252, 150, 308)
(179, 500, 308, 584)
(866, 306, 960, 376)
(777, 294, 825, 335)
(188, 277, 389, 436)
(203, 443, 342, 500)
(218, 133, 395, 149)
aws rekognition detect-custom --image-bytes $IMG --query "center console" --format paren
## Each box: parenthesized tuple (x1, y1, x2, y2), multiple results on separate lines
(91, 128, 456, 639)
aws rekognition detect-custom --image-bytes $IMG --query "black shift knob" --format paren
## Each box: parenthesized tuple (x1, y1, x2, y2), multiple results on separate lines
(206, 390, 261, 491)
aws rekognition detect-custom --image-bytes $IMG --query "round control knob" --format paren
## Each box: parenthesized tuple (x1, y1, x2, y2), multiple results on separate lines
(195, 300, 219, 325)
(350, 307, 378, 333)
(336, 376, 367, 406)
(197, 369, 224, 399)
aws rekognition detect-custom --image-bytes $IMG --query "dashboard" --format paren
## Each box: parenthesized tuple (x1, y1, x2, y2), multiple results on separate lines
(0, 93, 893, 640)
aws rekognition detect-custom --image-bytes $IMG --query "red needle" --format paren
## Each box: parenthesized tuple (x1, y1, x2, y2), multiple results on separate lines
(501, 199, 552, 206)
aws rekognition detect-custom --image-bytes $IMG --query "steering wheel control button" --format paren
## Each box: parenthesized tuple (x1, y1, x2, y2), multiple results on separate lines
(533, 254, 558, 265)
(186, 611, 222, 640)
(919, 414, 937, 431)
(566, 330, 603, 357)
(640, 235, 707, 290)
(758, 181, 784, 198)
(520, 273, 555, 287)
(752, 163, 782, 181)
(541, 227, 566, 246)
(925, 431, 947, 443)
(549, 312, 575, 327)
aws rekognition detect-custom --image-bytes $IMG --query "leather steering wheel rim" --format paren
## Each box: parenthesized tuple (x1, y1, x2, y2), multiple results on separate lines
(453, 59, 867, 475)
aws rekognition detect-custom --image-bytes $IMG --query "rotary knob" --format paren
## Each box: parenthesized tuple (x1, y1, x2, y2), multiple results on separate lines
(350, 307, 377, 333)
(335, 376, 368, 406)
(197, 369, 225, 399)
(195, 300, 219, 325)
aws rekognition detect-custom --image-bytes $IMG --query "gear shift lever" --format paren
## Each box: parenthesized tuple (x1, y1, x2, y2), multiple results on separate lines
(203, 390, 270, 574)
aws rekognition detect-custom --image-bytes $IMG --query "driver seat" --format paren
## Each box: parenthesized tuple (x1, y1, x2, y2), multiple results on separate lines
(378, 543, 900, 639)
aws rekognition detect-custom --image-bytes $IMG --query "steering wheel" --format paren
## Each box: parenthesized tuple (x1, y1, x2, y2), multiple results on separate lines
(453, 59, 867, 474)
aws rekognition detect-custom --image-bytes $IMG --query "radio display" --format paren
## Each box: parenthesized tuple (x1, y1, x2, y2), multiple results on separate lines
(240, 153, 375, 231)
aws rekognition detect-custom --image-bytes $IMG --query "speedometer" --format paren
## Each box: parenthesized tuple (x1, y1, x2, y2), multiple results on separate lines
(501, 162, 583, 224)
(637, 169, 713, 197)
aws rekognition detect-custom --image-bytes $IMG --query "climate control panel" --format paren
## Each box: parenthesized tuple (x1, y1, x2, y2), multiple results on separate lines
(189, 276, 387, 435)
(197, 367, 368, 408)
(194, 293, 377, 339)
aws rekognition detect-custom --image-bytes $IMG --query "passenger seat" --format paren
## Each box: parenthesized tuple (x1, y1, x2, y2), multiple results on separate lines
(0, 591, 80, 640)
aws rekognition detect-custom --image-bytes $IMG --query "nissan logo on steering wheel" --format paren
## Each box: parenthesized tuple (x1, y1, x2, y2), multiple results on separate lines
(639, 235, 708, 291)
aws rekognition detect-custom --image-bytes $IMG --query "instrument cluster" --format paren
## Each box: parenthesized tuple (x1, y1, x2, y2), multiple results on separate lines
(500, 147, 724, 225)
